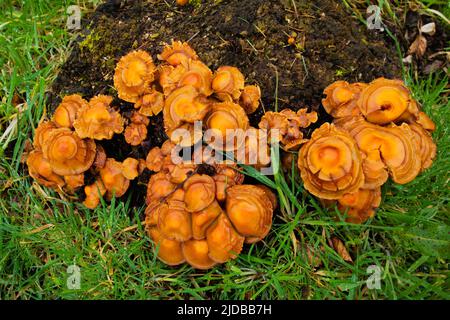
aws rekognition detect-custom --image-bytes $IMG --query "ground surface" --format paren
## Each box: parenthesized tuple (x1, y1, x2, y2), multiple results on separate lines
(0, 0, 449, 300)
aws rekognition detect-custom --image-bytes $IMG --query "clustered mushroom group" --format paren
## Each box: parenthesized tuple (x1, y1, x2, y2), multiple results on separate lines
(298, 79, 437, 223)
(26, 40, 437, 269)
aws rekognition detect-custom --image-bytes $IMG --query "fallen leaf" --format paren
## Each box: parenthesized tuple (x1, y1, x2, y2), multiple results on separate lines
(420, 22, 436, 36)
(331, 237, 353, 262)
(408, 35, 427, 57)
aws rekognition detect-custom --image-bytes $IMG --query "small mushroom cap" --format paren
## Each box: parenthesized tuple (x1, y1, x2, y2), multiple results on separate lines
(298, 123, 364, 199)
(239, 85, 261, 114)
(33, 121, 57, 150)
(178, 60, 213, 96)
(148, 227, 185, 266)
(124, 123, 147, 146)
(357, 78, 412, 125)
(146, 147, 165, 172)
(169, 163, 196, 184)
(337, 187, 381, 224)
(204, 102, 249, 151)
(158, 41, 198, 66)
(158, 201, 192, 242)
(213, 162, 245, 202)
(122, 158, 140, 180)
(322, 81, 366, 118)
(415, 111, 436, 132)
(26, 150, 65, 188)
(114, 50, 156, 103)
(146, 172, 176, 204)
(164, 85, 211, 132)
(226, 185, 274, 243)
(296, 108, 318, 128)
(74, 95, 124, 140)
(212, 66, 245, 101)
(41, 128, 96, 176)
(258, 111, 289, 142)
(182, 239, 217, 270)
(191, 200, 223, 240)
(135, 90, 164, 117)
(206, 214, 244, 263)
(53, 95, 88, 128)
(183, 174, 216, 212)
(64, 174, 85, 193)
(83, 179, 106, 209)
(99, 158, 130, 199)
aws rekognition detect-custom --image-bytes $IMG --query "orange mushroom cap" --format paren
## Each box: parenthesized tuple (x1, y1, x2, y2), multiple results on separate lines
(298, 123, 364, 199)
(415, 111, 436, 132)
(135, 89, 164, 117)
(357, 78, 414, 125)
(99, 158, 130, 199)
(337, 187, 382, 224)
(183, 174, 216, 212)
(338, 117, 422, 185)
(124, 123, 147, 146)
(239, 85, 261, 114)
(213, 162, 244, 202)
(41, 128, 96, 176)
(204, 101, 249, 151)
(409, 123, 437, 172)
(182, 239, 217, 270)
(163, 85, 211, 133)
(158, 41, 198, 66)
(169, 163, 196, 184)
(146, 146, 165, 172)
(206, 213, 244, 263)
(296, 108, 319, 128)
(158, 200, 192, 242)
(73, 95, 124, 140)
(148, 227, 186, 266)
(53, 94, 88, 128)
(26, 150, 65, 188)
(83, 179, 106, 209)
(191, 200, 223, 240)
(226, 185, 275, 243)
(64, 174, 85, 193)
(122, 157, 140, 180)
(258, 111, 289, 142)
(322, 81, 366, 118)
(114, 50, 156, 103)
(33, 121, 57, 150)
(146, 172, 176, 204)
(212, 66, 245, 101)
(178, 60, 213, 96)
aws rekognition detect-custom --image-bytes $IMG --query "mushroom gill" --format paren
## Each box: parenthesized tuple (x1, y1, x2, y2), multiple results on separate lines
(114, 50, 156, 103)
(73, 95, 124, 140)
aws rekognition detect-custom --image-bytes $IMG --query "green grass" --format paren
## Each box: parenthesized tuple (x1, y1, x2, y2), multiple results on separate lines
(0, 0, 449, 299)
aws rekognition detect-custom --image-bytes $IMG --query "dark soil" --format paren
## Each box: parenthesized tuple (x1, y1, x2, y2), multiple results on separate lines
(47, 0, 402, 205)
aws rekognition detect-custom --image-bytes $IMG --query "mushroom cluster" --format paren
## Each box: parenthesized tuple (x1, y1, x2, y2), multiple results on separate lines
(144, 141, 276, 269)
(26, 94, 142, 208)
(297, 78, 437, 223)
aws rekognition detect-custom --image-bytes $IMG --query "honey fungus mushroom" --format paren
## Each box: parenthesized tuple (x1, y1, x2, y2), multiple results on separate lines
(144, 142, 276, 269)
(41, 128, 96, 176)
(322, 81, 366, 118)
(114, 50, 156, 103)
(134, 89, 164, 117)
(357, 78, 417, 125)
(74, 95, 124, 140)
(212, 66, 245, 101)
(204, 101, 249, 150)
(336, 187, 382, 224)
(26, 150, 65, 188)
(239, 85, 261, 114)
(336, 117, 422, 185)
(52, 95, 88, 128)
(298, 123, 364, 199)
(158, 40, 198, 66)
(124, 111, 150, 146)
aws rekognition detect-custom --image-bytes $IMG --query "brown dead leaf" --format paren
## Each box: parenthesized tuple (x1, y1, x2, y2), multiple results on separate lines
(331, 237, 353, 262)
(408, 34, 427, 57)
